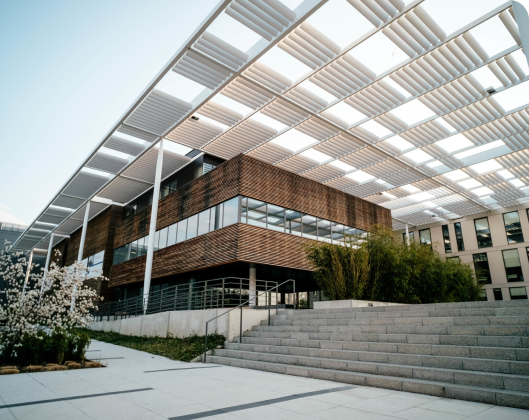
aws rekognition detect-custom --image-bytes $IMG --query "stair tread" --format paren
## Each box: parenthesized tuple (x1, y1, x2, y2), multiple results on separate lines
(219, 348, 529, 379)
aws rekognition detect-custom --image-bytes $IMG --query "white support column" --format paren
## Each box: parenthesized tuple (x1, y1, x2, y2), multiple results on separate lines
(71, 202, 90, 310)
(41, 233, 54, 295)
(405, 223, 409, 244)
(143, 140, 164, 312)
(249, 263, 256, 307)
(22, 250, 34, 298)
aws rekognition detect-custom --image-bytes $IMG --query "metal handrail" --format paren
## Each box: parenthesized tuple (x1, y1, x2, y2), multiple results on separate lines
(203, 279, 296, 363)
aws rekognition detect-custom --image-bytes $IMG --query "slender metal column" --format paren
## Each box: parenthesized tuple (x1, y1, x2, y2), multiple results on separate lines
(40, 233, 55, 295)
(249, 263, 256, 306)
(405, 223, 409, 244)
(71, 201, 90, 310)
(143, 140, 164, 313)
(21, 250, 34, 298)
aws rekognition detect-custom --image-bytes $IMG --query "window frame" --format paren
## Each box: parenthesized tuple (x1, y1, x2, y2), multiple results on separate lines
(472, 252, 492, 285)
(454, 222, 465, 252)
(441, 225, 452, 254)
(502, 248, 524, 283)
(503, 211, 524, 244)
(474, 217, 493, 249)
(419, 228, 432, 246)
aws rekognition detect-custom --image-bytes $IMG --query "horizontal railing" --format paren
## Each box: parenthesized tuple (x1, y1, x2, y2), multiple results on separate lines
(92, 277, 293, 321)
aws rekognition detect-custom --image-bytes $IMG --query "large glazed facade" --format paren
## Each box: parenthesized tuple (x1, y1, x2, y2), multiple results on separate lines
(51, 154, 391, 302)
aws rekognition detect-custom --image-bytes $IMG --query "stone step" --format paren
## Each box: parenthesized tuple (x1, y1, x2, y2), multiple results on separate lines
(258, 316, 529, 329)
(244, 324, 529, 338)
(224, 342, 529, 374)
(240, 336, 529, 359)
(208, 355, 529, 410)
(280, 300, 529, 316)
(272, 307, 529, 322)
(214, 348, 529, 392)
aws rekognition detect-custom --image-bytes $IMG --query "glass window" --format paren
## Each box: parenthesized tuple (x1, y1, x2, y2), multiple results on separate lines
(344, 226, 358, 243)
(285, 210, 302, 236)
(123, 242, 131, 262)
(158, 227, 168, 249)
(419, 229, 432, 246)
(503, 211, 524, 244)
(129, 240, 138, 259)
(137, 236, 146, 256)
(187, 214, 198, 240)
(223, 197, 239, 227)
(113, 246, 125, 265)
(167, 224, 177, 247)
(403, 231, 415, 242)
(442, 225, 451, 253)
(474, 218, 492, 248)
(454, 222, 464, 251)
(301, 214, 318, 240)
(331, 222, 345, 244)
(503, 249, 524, 282)
(143, 235, 149, 256)
(493, 288, 503, 301)
(478, 289, 487, 301)
(317, 219, 332, 243)
(210, 206, 217, 232)
(198, 209, 211, 236)
(267, 204, 285, 232)
(447, 256, 460, 262)
(176, 219, 187, 243)
(510, 286, 528, 300)
(240, 197, 247, 224)
(247, 198, 267, 228)
(473, 253, 491, 284)
(153, 230, 160, 251)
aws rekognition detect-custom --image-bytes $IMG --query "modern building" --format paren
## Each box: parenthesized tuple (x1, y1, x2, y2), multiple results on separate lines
(0, 222, 26, 251)
(8, 0, 529, 304)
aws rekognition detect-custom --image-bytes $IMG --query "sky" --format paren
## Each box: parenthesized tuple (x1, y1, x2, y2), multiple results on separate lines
(0, 0, 219, 226)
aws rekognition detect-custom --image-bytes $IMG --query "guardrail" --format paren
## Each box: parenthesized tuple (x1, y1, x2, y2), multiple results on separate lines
(203, 279, 296, 363)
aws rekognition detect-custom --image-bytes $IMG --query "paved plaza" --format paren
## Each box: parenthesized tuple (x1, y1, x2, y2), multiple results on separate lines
(0, 340, 527, 420)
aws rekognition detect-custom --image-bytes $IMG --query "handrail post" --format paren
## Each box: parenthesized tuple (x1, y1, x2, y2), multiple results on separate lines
(240, 305, 243, 343)
(222, 278, 225, 308)
(267, 284, 271, 326)
(204, 321, 208, 363)
(174, 285, 178, 311)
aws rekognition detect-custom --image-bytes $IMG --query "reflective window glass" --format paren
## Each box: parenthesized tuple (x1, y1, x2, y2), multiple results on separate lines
(301, 214, 318, 240)
(198, 209, 211, 236)
(210, 206, 217, 231)
(331, 222, 345, 244)
(344, 226, 357, 243)
(267, 204, 285, 232)
(223, 197, 239, 227)
(154, 230, 160, 251)
(137, 236, 146, 256)
(475, 218, 492, 248)
(510, 286, 528, 300)
(503, 211, 524, 244)
(285, 210, 302, 236)
(112, 246, 124, 265)
(419, 229, 432, 246)
(454, 222, 464, 251)
(240, 197, 247, 224)
(130, 240, 138, 259)
(247, 198, 267, 228)
(176, 219, 187, 243)
(447, 256, 460, 262)
(317, 219, 332, 243)
(158, 228, 168, 249)
(473, 253, 491, 284)
(493, 288, 503, 301)
(478, 289, 487, 301)
(215, 203, 223, 230)
(503, 249, 524, 282)
(167, 224, 177, 247)
(187, 214, 198, 240)
(123, 243, 131, 261)
(442, 225, 451, 253)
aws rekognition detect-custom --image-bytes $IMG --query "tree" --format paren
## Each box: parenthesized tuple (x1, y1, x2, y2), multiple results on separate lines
(304, 226, 481, 304)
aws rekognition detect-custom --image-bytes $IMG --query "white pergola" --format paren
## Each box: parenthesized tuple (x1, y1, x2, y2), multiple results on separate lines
(11, 0, 529, 260)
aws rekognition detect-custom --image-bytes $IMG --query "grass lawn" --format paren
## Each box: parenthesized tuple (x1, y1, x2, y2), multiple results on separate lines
(81, 330, 225, 362)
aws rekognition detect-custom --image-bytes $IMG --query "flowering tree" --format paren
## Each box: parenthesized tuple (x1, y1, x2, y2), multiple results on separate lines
(0, 245, 106, 364)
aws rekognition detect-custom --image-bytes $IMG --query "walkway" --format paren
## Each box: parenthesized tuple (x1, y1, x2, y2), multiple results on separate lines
(0, 340, 527, 420)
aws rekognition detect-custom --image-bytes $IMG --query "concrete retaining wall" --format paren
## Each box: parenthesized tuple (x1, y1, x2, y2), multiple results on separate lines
(313, 299, 404, 309)
(89, 307, 270, 341)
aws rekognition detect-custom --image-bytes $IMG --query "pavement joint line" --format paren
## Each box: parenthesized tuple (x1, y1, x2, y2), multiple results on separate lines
(0, 388, 154, 409)
(144, 366, 222, 373)
(167, 385, 355, 420)
(90, 357, 124, 360)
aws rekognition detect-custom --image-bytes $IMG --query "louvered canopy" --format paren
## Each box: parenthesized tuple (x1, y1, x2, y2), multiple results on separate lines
(12, 0, 529, 253)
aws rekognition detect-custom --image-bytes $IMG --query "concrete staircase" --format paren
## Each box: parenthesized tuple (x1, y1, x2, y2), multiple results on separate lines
(208, 300, 529, 409)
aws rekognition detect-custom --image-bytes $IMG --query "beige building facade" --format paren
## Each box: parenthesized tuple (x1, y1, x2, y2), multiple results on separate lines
(399, 203, 529, 302)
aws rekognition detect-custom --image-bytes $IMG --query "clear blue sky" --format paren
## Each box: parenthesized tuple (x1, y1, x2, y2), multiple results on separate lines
(0, 0, 219, 225)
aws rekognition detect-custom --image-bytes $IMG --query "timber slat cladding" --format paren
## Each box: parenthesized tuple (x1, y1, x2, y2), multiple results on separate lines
(109, 224, 312, 288)
(113, 154, 390, 248)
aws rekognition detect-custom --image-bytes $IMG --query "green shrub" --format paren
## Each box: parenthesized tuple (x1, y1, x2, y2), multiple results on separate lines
(0, 330, 90, 366)
(304, 226, 481, 304)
